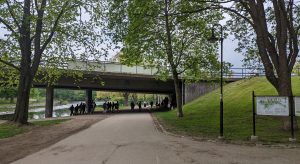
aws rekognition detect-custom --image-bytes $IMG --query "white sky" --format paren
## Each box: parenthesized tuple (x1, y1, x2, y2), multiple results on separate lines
(222, 36, 244, 67)
(0, 8, 244, 68)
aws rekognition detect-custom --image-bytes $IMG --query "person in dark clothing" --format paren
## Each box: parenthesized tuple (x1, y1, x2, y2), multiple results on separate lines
(144, 102, 146, 108)
(164, 97, 169, 108)
(138, 101, 142, 111)
(107, 102, 111, 112)
(74, 104, 79, 115)
(69, 105, 74, 116)
(92, 101, 96, 113)
(130, 101, 135, 110)
(150, 101, 154, 109)
(79, 103, 85, 114)
(88, 103, 93, 114)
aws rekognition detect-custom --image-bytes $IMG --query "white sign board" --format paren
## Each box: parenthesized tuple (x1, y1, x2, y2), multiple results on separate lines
(295, 97, 300, 116)
(256, 96, 289, 116)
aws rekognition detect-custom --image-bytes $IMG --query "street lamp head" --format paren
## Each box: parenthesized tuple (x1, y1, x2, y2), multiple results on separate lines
(208, 28, 219, 43)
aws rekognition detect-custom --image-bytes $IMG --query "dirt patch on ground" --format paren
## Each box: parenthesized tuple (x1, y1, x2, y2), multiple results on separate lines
(0, 114, 107, 164)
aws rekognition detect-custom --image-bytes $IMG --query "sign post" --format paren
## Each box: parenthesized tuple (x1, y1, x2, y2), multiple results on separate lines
(251, 91, 258, 141)
(289, 96, 296, 142)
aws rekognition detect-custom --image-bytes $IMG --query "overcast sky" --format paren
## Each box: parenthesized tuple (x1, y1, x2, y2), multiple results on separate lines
(0, 9, 245, 68)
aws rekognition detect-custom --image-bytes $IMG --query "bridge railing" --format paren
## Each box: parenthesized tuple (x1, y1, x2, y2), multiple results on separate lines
(64, 61, 300, 79)
(67, 61, 158, 75)
(224, 67, 300, 79)
(223, 68, 266, 79)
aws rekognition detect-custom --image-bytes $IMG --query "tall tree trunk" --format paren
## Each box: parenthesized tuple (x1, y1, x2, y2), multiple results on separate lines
(13, 0, 32, 124)
(163, 0, 183, 117)
(13, 73, 32, 124)
(276, 73, 298, 130)
(173, 74, 183, 117)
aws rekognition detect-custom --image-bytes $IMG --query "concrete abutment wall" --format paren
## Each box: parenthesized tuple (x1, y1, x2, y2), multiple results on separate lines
(184, 81, 219, 104)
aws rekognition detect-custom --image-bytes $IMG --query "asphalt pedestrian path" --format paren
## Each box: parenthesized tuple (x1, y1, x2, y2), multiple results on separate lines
(13, 113, 300, 164)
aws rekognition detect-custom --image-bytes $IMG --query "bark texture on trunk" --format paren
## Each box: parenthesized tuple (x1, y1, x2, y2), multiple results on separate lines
(164, 0, 184, 117)
(45, 86, 54, 118)
(174, 75, 183, 117)
(241, 1, 299, 131)
(13, 74, 32, 124)
(276, 75, 298, 130)
(13, 0, 32, 124)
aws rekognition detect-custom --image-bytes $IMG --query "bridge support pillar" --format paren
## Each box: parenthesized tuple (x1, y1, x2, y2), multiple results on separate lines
(45, 86, 54, 118)
(86, 89, 93, 114)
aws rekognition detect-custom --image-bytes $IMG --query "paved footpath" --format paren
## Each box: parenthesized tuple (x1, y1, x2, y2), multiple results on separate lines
(13, 113, 300, 164)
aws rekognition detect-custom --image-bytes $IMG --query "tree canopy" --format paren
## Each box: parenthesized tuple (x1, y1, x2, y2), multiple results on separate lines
(108, 0, 222, 117)
(0, 0, 108, 124)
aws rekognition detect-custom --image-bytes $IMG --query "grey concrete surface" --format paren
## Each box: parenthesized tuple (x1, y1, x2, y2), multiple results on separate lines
(13, 113, 300, 164)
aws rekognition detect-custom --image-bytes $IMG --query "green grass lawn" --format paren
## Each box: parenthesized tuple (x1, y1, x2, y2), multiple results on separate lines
(0, 119, 70, 139)
(154, 77, 300, 143)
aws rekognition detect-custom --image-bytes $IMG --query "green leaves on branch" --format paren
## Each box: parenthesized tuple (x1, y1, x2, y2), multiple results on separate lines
(108, 0, 223, 82)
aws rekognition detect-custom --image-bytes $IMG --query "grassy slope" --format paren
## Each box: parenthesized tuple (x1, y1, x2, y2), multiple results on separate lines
(155, 77, 300, 142)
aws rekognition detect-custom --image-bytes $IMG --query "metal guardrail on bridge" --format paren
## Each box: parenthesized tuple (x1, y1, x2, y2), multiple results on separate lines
(60, 61, 300, 79)
(224, 67, 300, 79)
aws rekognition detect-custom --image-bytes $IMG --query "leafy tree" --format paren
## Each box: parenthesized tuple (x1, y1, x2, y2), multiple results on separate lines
(108, 0, 220, 117)
(0, 0, 106, 124)
(0, 87, 17, 103)
(192, 0, 300, 129)
(153, 0, 300, 129)
(30, 88, 41, 101)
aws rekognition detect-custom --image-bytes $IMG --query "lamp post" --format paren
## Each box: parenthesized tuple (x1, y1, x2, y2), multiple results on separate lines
(208, 24, 224, 139)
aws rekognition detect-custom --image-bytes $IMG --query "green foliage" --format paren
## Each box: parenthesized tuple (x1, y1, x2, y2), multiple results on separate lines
(155, 77, 300, 142)
(0, 87, 17, 100)
(54, 89, 85, 101)
(30, 88, 41, 100)
(108, 0, 222, 81)
(0, 0, 108, 87)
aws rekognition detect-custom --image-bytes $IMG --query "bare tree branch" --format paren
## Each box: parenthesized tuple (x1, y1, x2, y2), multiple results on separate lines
(5, 0, 21, 31)
(41, 1, 70, 56)
(0, 57, 20, 71)
(0, 17, 16, 34)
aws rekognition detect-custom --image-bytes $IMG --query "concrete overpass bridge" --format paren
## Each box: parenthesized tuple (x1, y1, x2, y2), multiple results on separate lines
(34, 61, 179, 117)
(33, 60, 264, 118)
(35, 61, 176, 94)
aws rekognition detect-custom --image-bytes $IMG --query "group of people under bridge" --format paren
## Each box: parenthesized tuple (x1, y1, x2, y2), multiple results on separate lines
(68, 101, 96, 116)
(68, 96, 177, 115)
(129, 97, 176, 110)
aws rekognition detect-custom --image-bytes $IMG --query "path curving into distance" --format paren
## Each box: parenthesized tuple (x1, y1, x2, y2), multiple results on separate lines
(13, 113, 300, 164)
